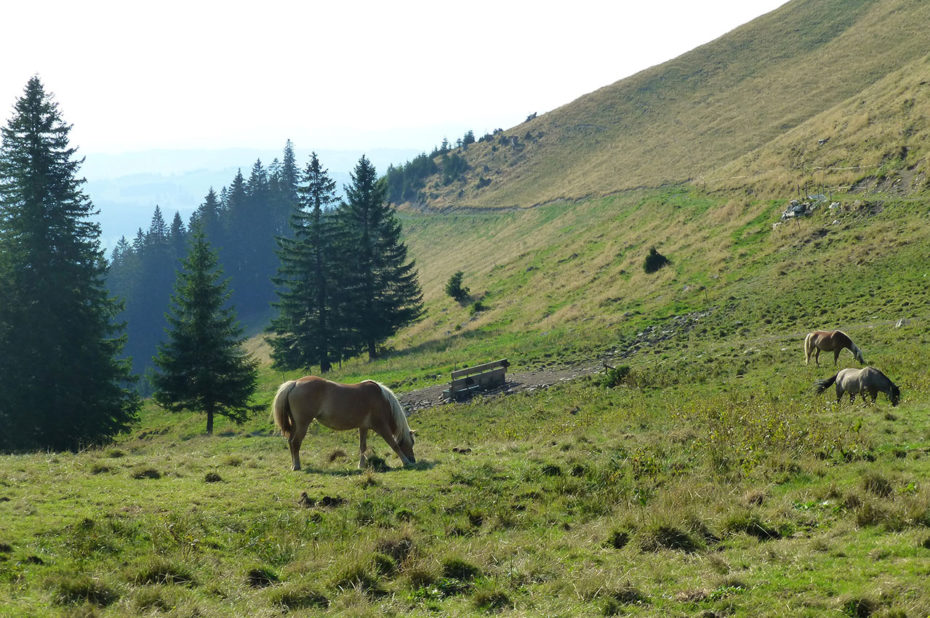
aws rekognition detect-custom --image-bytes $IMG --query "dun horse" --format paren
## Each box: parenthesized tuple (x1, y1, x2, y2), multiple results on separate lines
(272, 377, 416, 471)
(804, 330, 865, 366)
(815, 367, 900, 406)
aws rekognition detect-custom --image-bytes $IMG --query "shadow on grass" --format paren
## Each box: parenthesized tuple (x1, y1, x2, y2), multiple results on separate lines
(295, 459, 437, 476)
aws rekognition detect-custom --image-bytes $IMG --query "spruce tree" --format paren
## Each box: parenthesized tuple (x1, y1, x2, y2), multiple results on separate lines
(339, 155, 424, 360)
(269, 152, 342, 371)
(152, 227, 258, 434)
(0, 77, 139, 451)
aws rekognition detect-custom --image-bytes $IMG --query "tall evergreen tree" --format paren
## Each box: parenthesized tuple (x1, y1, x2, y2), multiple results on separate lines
(0, 77, 139, 451)
(189, 187, 224, 249)
(339, 155, 424, 360)
(152, 227, 258, 434)
(269, 152, 342, 371)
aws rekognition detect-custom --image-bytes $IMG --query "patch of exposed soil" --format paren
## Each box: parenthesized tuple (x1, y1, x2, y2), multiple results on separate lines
(397, 309, 714, 414)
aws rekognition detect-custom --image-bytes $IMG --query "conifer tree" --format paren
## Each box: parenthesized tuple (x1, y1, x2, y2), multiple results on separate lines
(152, 227, 258, 434)
(269, 153, 342, 371)
(339, 155, 424, 360)
(189, 187, 224, 248)
(0, 77, 139, 451)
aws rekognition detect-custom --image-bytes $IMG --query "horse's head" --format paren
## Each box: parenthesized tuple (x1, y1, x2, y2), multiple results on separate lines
(399, 429, 416, 464)
(889, 384, 901, 406)
(855, 348, 866, 364)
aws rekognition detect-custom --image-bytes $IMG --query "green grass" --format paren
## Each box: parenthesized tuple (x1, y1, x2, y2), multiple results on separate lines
(3, 185, 930, 614)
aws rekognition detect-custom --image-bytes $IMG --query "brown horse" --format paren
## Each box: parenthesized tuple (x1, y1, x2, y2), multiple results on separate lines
(803, 330, 865, 366)
(815, 367, 900, 406)
(272, 377, 416, 471)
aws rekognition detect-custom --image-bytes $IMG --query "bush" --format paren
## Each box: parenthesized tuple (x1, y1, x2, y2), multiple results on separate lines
(445, 271, 470, 302)
(643, 247, 670, 273)
(601, 365, 631, 388)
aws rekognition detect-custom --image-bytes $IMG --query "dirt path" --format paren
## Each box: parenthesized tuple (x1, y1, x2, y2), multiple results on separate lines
(396, 360, 607, 414)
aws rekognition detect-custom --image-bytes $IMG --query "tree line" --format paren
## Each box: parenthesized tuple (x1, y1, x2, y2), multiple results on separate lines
(0, 77, 423, 450)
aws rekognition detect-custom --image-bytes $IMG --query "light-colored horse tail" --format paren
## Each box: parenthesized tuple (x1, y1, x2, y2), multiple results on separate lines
(803, 332, 815, 364)
(815, 373, 838, 395)
(272, 380, 298, 438)
(375, 382, 410, 441)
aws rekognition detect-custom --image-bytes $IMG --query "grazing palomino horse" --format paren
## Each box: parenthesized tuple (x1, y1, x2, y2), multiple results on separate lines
(815, 367, 900, 406)
(803, 330, 865, 366)
(272, 377, 416, 471)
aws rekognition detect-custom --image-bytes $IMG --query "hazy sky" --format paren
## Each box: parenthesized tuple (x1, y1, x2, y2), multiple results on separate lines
(1, 0, 788, 155)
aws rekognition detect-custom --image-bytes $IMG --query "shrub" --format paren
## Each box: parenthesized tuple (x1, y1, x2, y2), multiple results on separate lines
(601, 365, 631, 388)
(445, 271, 470, 302)
(643, 247, 670, 273)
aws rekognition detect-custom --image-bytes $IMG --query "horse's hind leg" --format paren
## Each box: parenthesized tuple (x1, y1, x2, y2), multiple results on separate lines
(289, 420, 310, 471)
(358, 428, 369, 469)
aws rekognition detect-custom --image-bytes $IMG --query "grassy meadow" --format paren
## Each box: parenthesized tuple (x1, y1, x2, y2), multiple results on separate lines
(2, 185, 930, 616)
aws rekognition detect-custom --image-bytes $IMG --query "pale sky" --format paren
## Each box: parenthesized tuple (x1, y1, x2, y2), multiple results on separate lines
(1, 0, 789, 155)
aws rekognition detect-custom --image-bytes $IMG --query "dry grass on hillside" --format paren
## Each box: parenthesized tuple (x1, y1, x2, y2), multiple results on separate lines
(403, 0, 930, 209)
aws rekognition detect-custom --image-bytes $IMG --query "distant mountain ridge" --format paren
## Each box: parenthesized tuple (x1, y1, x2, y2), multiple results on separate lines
(399, 0, 930, 208)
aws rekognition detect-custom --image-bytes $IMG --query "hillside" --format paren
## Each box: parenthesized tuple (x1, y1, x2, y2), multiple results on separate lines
(398, 0, 930, 208)
(3, 187, 930, 614)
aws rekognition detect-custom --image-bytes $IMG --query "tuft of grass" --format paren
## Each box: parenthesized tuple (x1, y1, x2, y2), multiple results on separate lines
(332, 564, 385, 598)
(268, 583, 329, 610)
(862, 472, 894, 498)
(246, 566, 279, 588)
(639, 525, 701, 553)
(130, 467, 161, 480)
(606, 529, 631, 550)
(46, 574, 118, 607)
(129, 558, 196, 586)
(442, 557, 482, 581)
(473, 588, 513, 612)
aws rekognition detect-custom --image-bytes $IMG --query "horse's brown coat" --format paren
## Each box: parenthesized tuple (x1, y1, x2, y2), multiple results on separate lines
(804, 330, 865, 366)
(272, 377, 415, 471)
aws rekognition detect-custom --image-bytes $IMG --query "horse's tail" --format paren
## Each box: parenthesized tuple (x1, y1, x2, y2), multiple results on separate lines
(815, 374, 838, 395)
(272, 380, 298, 438)
(803, 332, 814, 364)
(375, 382, 409, 440)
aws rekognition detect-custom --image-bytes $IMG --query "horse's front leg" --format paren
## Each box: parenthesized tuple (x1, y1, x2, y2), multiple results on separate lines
(358, 428, 368, 469)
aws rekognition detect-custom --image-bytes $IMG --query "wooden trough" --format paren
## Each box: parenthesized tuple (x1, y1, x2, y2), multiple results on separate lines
(444, 359, 509, 401)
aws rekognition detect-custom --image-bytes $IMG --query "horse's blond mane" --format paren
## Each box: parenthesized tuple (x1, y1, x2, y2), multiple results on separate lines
(375, 382, 411, 441)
